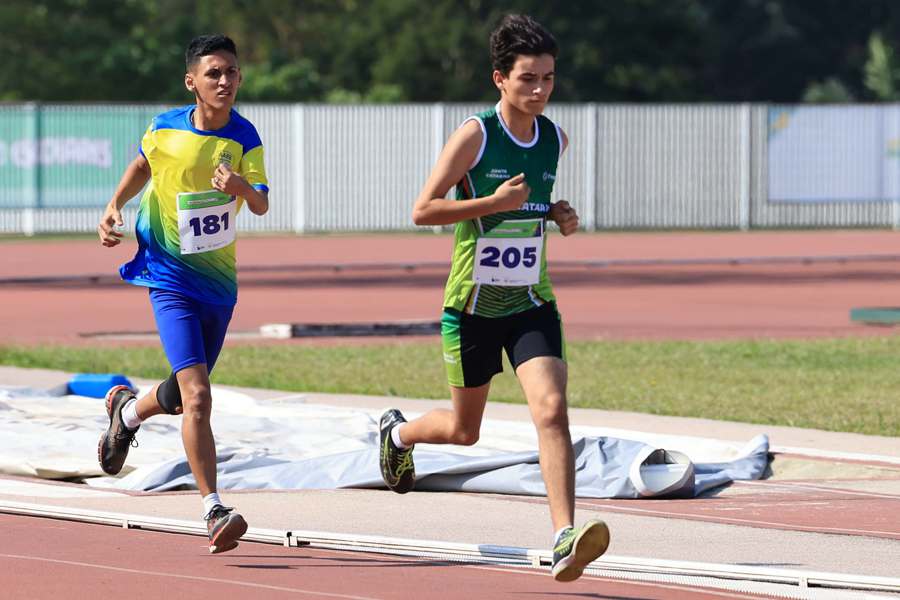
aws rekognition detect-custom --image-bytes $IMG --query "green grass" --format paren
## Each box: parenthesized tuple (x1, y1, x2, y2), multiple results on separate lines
(1, 337, 898, 436)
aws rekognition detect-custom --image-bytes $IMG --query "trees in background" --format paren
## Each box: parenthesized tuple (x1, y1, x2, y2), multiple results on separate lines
(4, 0, 900, 103)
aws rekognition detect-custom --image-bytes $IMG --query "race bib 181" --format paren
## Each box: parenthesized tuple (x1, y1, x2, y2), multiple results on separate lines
(176, 190, 236, 255)
(473, 219, 544, 286)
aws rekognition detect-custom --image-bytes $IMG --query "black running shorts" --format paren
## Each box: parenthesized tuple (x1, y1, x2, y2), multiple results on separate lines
(440, 302, 566, 388)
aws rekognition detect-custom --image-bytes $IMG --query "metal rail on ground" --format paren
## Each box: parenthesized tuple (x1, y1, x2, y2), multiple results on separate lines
(1, 499, 897, 598)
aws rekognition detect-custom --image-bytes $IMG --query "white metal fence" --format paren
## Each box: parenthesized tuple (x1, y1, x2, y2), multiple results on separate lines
(1, 103, 899, 234)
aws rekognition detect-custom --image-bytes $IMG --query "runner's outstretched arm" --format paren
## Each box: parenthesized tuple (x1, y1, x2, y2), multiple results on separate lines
(412, 120, 531, 226)
(98, 155, 151, 247)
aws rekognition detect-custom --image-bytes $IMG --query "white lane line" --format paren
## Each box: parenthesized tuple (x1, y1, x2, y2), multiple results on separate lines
(465, 564, 772, 599)
(312, 546, 770, 600)
(0, 553, 380, 600)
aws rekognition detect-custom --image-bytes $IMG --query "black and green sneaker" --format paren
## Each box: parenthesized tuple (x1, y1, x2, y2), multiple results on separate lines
(551, 519, 610, 582)
(379, 408, 415, 494)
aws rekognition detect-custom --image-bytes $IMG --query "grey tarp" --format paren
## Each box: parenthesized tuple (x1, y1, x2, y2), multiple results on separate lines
(1, 384, 768, 498)
(111, 435, 769, 497)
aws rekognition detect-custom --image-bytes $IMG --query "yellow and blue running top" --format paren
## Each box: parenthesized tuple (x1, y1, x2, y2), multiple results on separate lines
(120, 105, 269, 306)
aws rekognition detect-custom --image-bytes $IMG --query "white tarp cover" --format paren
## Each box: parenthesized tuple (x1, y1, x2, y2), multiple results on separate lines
(1, 384, 768, 498)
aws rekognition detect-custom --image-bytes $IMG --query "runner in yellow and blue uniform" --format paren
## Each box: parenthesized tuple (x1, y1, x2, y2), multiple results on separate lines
(96, 34, 268, 555)
(378, 15, 609, 582)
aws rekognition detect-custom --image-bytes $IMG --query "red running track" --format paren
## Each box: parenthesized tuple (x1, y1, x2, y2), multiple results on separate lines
(0, 513, 766, 600)
(503, 477, 900, 541)
(5, 232, 900, 343)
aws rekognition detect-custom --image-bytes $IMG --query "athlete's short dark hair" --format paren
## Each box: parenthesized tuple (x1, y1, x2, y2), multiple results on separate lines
(185, 34, 238, 69)
(490, 15, 558, 76)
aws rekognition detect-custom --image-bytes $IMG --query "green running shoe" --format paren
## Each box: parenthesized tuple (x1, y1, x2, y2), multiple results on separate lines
(551, 519, 610, 582)
(379, 408, 415, 494)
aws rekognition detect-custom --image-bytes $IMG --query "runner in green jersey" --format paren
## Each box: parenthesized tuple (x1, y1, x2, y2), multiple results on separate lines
(379, 15, 609, 582)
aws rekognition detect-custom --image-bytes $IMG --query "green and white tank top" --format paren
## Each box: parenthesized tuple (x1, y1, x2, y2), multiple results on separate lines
(442, 102, 562, 317)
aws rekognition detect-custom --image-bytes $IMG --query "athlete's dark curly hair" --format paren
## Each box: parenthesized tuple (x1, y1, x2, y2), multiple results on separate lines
(185, 34, 238, 70)
(490, 15, 558, 75)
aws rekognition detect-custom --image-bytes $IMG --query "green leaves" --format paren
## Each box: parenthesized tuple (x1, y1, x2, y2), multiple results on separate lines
(5, 2, 900, 103)
(865, 32, 899, 100)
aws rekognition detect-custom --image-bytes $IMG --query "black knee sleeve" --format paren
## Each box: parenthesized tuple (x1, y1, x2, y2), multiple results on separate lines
(157, 372, 183, 415)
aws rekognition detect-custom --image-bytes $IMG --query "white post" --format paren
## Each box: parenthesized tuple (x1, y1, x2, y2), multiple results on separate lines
(22, 208, 35, 237)
(585, 103, 598, 231)
(739, 103, 752, 231)
(24, 102, 40, 235)
(292, 104, 306, 234)
(888, 105, 900, 230)
(431, 103, 445, 234)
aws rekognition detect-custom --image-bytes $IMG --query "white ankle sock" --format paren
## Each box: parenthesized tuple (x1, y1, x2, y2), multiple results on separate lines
(554, 525, 574, 546)
(391, 423, 410, 449)
(202, 492, 223, 518)
(121, 398, 143, 430)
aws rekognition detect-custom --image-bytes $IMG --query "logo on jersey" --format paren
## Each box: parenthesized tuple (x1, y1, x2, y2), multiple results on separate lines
(542, 171, 556, 181)
(521, 202, 550, 213)
(486, 168, 510, 179)
(217, 150, 233, 168)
